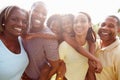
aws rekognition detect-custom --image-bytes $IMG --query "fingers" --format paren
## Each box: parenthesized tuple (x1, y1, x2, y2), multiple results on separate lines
(95, 64, 103, 73)
(89, 60, 103, 73)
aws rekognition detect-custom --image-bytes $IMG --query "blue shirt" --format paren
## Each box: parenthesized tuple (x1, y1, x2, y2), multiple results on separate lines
(0, 36, 29, 80)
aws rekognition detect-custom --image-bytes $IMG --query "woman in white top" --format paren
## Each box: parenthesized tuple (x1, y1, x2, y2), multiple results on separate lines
(0, 6, 29, 80)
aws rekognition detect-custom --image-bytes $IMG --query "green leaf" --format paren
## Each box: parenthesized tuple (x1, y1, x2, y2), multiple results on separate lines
(118, 8, 120, 13)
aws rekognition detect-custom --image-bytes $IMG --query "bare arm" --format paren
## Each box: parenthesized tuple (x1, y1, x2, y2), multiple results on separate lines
(47, 60, 60, 80)
(22, 33, 57, 40)
(55, 60, 66, 80)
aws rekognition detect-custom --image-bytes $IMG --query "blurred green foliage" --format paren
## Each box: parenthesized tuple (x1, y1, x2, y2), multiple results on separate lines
(118, 8, 120, 13)
(92, 23, 100, 34)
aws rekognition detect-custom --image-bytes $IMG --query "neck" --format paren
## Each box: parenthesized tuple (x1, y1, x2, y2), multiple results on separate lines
(101, 38, 116, 47)
(2, 32, 20, 54)
(75, 35, 86, 46)
(3, 32, 18, 42)
(30, 25, 44, 33)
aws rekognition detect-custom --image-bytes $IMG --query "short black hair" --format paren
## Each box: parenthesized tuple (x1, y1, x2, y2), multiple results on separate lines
(108, 15, 120, 27)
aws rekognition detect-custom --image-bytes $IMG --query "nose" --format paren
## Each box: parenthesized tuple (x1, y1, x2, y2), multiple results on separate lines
(17, 21, 23, 27)
(76, 22, 82, 26)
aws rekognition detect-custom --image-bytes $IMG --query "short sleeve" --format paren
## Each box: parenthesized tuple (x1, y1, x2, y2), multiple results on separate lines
(59, 41, 67, 60)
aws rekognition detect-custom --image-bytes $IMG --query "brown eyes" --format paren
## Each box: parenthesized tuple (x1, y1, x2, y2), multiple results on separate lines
(101, 22, 106, 27)
(11, 18, 27, 25)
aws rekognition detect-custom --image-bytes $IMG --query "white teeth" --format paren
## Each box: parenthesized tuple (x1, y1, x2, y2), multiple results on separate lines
(35, 20, 41, 23)
(101, 32, 108, 35)
(14, 27, 22, 32)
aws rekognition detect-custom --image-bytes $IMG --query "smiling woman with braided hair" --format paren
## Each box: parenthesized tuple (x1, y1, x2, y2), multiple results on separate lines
(0, 6, 29, 80)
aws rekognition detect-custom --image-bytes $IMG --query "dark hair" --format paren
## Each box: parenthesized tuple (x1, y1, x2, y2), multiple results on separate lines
(62, 14, 74, 26)
(61, 14, 75, 36)
(32, 1, 46, 8)
(0, 6, 11, 32)
(79, 12, 96, 42)
(47, 14, 62, 28)
(108, 15, 120, 27)
(86, 27, 96, 42)
(79, 12, 91, 22)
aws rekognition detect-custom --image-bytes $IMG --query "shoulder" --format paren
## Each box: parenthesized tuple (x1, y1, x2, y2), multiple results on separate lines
(59, 41, 70, 49)
(112, 37, 120, 51)
(40, 27, 57, 40)
(42, 26, 56, 37)
(112, 45, 120, 62)
(113, 43, 120, 55)
(59, 41, 67, 45)
(110, 38, 120, 58)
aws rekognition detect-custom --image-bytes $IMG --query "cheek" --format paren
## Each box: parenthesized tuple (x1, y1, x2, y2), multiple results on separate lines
(5, 26, 14, 34)
(80, 25, 88, 32)
(4, 23, 11, 29)
(23, 25, 27, 31)
(110, 29, 117, 37)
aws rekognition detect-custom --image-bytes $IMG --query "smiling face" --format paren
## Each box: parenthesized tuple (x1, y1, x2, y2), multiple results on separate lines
(73, 13, 90, 37)
(4, 8, 28, 37)
(62, 15, 74, 34)
(30, 3, 47, 32)
(50, 20, 62, 34)
(98, 16, 118, 42)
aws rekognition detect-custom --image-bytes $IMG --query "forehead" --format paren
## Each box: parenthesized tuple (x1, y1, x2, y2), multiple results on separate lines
(62, 16, 72, 23)
(10, 9, 27, 18)
(52, 20, 60, 24)
(105, 17, 118, 24)
(62, 16, 70, 21)
(74, 13, 88, 20)
(32, 4, 47, 12)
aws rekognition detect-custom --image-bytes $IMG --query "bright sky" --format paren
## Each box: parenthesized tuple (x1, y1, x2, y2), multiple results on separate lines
(0, 0, 120, 24)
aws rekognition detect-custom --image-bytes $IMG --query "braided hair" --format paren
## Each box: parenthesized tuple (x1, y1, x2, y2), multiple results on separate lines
(0, 6, 28, 33)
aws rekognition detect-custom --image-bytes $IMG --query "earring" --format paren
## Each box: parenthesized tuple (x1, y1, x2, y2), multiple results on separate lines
(2, 24, 5, 26)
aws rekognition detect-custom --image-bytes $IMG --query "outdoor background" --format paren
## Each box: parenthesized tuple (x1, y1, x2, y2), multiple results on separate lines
(0, 0, 120, 34)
